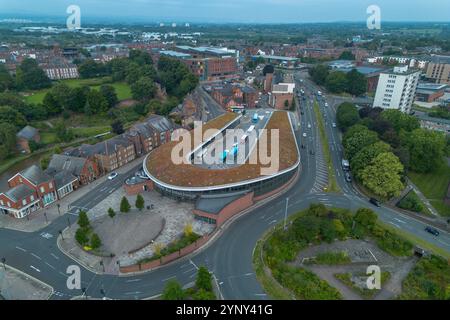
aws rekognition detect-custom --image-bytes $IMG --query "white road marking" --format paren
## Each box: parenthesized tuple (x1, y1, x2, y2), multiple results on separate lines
(161, 276, 176, 282)
(124, 291, 142, 295)
(50, 253, 60, 260)
(31, 253, 42, 260)
(125, 279, 141, 283)
(45, 262, 56, 270)
(394, 218, 406, 224)
(30, 265, 41, 272)
(16, 246, 27, 252)
(389, 222, 401, 228)
(189, 259, 199, 270)
(268, 220, 277, 225)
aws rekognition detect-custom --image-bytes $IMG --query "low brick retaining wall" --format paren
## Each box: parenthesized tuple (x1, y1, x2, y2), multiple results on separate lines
(119, 234, 212, 274)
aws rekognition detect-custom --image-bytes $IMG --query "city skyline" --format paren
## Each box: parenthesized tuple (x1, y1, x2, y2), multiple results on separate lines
(1, 0, 449, 24)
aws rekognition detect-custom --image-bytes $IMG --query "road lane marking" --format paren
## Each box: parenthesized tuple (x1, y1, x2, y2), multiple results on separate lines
(394, 218, 406, 224)
(50, 253, 60, 260)
(125, 279, 141, 283)
(124, 291, 142, 295)
(161, 276, 176, 282)
(30, 265, 41, 272)
(31, 253, 42, 260)
(45, 262, 56, 270)
(389, 222, 401, 228)
(16, 246, 27, 252)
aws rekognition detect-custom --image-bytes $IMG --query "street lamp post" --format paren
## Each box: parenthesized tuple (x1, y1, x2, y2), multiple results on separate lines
(44, 212, 48, 224)
(59, 230, 64, 241)
(57, 203, 61, 216)
(100, 288, 106, 300)
(67, 217, 71, 228)
(100, 260, 105, 273)
(284, 197, 289, 231)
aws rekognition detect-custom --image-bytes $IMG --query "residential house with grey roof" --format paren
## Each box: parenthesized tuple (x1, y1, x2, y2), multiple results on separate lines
(16, 125, 40, 154)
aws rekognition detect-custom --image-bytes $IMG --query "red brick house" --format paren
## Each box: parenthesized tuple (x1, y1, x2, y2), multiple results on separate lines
(47, 154, 99, 185)
(0, 165, 58, 218)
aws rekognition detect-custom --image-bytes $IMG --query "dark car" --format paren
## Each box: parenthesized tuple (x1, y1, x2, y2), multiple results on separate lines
(425, 226, 440, 236)
(369, 198, 381, 207)
(310, 149, 315, 156)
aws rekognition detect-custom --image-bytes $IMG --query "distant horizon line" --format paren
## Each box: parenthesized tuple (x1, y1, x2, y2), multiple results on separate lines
(0, 12, 449, 25)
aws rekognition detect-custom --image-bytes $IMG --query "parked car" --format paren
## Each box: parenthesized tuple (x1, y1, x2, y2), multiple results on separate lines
(108, 172, 119, 180)
(369, 198, 381, 207)
(425, 226, 440, 236)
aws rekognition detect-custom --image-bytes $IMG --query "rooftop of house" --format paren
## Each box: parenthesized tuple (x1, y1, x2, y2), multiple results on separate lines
(16, 125, 38, 140)
(15, 165, 52, 186)
(47, 154, 88, 177)
(3, 184, 35, 203)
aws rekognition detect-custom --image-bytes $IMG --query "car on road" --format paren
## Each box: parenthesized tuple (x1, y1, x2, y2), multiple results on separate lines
(344, 172, 352, 183)
(324, 102, 329, 107)
(425, 226, 440, 236)
(108, 172, 119, 180)
(310, 149, 315, 156)
(369, 198, 381, 207)
(307, 123, 312, 129)
(332, 123, 337, 128)
(303, 133, 307, 138)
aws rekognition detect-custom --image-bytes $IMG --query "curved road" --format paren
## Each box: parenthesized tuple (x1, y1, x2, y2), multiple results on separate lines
(1, 72, 449, 300)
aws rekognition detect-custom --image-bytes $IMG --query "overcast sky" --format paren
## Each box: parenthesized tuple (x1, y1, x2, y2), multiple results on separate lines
(1, 0, 449, 23)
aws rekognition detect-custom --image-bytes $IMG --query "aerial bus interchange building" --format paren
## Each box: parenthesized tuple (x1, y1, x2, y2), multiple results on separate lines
(141, 109, 300, 226)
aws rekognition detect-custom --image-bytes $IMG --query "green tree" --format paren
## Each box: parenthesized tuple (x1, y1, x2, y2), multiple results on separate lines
(54, 120, 74, 143)
(338, 51, 355, 60)
(131, 77, 156, 102)
(42, 92, 62, 116)
(325, 71, 348, 93)
(15, 58, 51, 90)
(346, 69, 367, 96)
(354, 208, 378, 231)
(193, 289, 216, 300)
(108, 208, 116, 219)
(0, 123, 17, 161)
(90, 233, 102, 249)
(405, 128, 446, 173)
(0, 105, 27, 128)
(78, 59, 107, 78)
(135, 194, 145, 211)
(111, 119, 124, 135)
(309, 64, 330, 86)
(360, 152, 405, 199)
(75, 228, 89, 246)
(351, 141, 391, 178)
(100, 85, 118, 108)
(381, 110, 420, 133)
(0, 64, 14, 92)
(77, 211, 90, 229)
(343, 126, 379, 160)
(162, 280, 185, 300)
(86, 89, 109, 114)
(196, 266, 213, 292)
(336, 102, 360, 132)
(120, 197, 131, 213)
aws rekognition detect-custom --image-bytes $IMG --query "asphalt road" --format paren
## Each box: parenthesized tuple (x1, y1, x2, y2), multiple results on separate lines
(0, 74, 449, 300)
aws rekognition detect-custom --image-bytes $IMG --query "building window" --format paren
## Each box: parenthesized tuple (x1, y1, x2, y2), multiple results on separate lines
(22, 199, 27, 206)
(40, 186, 45, 193)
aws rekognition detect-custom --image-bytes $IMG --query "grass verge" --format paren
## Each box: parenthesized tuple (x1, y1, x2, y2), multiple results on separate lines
(408, 162, 450, 217)
(313, 101, 340, 193)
